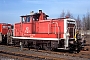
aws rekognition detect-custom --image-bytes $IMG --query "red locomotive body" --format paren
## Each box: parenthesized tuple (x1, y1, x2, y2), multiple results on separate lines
(14, 19, 75, 38)
(12, 10, 82, 53)
(0, 23, 12, 44)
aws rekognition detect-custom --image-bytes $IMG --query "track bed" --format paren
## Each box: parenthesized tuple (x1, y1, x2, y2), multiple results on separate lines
(0, 45, 90, 60)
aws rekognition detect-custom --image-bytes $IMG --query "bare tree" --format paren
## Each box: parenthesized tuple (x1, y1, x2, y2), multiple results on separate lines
(82, 11, 90, 30)
(65, 11, 73, 18)
(82, 15, 86, 30)
(60, 10, 65, 18)
(60, 10, 90, 30)
(86, 12, 90, 30)
(76, 15, 81, 30)
(60, 10, 74, 19)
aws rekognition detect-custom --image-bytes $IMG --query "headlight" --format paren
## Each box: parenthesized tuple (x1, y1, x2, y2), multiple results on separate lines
(69, 41, 74, 44)
(4, 35, 5, 37)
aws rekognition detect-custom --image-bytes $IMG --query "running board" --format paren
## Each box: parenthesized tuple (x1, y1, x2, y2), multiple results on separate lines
(57, 48, 69, 50)
(12, 36, 59, 40)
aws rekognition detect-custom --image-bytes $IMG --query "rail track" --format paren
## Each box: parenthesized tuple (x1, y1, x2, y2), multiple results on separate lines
(0, 45, 90, 60)
(0, 51, 52, 60)
(0, 45, 66, 60)
(0, 53, 28, 60)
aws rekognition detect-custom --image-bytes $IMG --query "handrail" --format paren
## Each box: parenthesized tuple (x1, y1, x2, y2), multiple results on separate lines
(48, 22, 60, 44)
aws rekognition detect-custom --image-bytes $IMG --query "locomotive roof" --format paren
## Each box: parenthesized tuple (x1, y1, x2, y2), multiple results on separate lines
(20, 13, 40, 17)
(0, 23, 10, 24)
(20, 15, 30, 17)
(20, 13, 49, 17)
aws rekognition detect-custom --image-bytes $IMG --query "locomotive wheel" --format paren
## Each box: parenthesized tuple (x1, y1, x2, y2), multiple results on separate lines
(43, 43, 54, 51)
(43, 44, 49, 51)
(43, 45, 53, 51)
(69, 45, 80, 53)
(36, 46, 41, 50)
(50, 47, 54, 51)
(44, 47, 50, 51)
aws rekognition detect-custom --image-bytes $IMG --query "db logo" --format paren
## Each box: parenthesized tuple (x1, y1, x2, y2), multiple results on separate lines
(25, 27, 30, 33)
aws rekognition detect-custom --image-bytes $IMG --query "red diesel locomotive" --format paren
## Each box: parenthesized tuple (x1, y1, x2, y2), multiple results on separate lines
(12, 10, 82, 53)
(0, 23, 12, 44)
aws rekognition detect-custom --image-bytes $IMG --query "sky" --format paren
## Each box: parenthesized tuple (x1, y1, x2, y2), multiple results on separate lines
(0, 0, 90, 24)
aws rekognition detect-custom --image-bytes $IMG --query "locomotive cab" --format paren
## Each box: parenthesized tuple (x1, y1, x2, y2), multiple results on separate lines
(20, 10, 49, 23)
